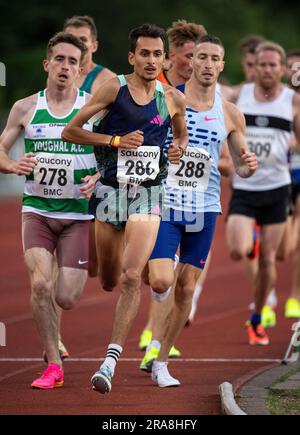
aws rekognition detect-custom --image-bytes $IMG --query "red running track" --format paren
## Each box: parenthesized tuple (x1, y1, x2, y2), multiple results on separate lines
(0, 181, 295, 415)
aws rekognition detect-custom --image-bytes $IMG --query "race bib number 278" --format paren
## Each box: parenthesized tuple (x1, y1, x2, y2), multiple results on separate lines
(33, 153, 74, 199)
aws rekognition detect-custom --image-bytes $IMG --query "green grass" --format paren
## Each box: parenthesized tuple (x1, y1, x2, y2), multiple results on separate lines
(267, 389, 300, 415)
(266, 365, 300, 415)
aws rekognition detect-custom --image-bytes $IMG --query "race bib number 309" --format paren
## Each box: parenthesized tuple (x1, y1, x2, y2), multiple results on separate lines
(117, 146, 160, 185)
(33, 153, 74, 199)
(166, 147, 212, 191)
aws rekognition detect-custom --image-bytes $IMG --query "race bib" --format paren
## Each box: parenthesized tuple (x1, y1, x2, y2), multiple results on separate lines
(247, 131, 276, 168)
(166, 147, 212, 191)
(117, 146, 160, 185)
(33, 153, 75, 199)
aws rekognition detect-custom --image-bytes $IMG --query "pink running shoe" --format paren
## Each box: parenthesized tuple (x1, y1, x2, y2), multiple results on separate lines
(31, 363, 64, 390)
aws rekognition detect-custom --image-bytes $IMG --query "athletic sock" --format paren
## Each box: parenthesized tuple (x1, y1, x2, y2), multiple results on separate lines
(250, 313, 262, 329)
(101, 344, 123, 375)
(146, 340, 161, 353)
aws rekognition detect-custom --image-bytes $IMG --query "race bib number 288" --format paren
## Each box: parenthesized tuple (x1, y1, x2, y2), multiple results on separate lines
(33, 153, 74, 199)
(166, 147, 212, 191)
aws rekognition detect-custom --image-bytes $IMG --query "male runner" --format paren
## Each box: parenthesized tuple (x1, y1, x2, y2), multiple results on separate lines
(141, 34, 257, 387)
(63, 15, 116, 94)
(0, 32, 98, 388)
(226, 41, 300, 345)
(62, 23, 189, 394)
(157, 19, 207, 86)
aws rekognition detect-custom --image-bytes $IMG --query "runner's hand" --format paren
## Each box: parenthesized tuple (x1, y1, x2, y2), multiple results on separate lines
(119, 130, 144, 149)
(168, 144, 183, 164)
(241, 148, 258, 176)
(12, 153, 37, 176)
(80, 173, 100, 200)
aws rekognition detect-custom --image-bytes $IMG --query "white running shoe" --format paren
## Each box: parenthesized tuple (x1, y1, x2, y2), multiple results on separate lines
(151, 362, 180, 388)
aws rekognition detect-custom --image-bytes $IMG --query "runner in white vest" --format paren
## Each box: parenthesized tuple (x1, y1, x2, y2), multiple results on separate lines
(226, 41, 300, 346)
(0, 33, 98, 389)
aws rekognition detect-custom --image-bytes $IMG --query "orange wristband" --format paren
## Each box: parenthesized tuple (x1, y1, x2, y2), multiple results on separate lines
(111, 136, 121, 148)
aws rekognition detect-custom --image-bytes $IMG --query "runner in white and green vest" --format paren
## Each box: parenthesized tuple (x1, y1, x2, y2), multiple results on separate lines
(0, 32, 99, 390)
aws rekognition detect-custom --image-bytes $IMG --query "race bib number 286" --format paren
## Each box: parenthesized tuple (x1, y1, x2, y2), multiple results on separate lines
(166, 147, 212, 191)
(117, 146, 160, 185)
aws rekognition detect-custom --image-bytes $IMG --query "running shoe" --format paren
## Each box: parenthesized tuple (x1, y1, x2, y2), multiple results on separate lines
(138, 330, 152, 351)
(261, 305, 277, 328)
(43, 339, 70, 363)
(247, 322, 270, 346)
(91, 365, 113, 394)
(151, 362, 180, 388)
(140, 346, 159, 372)
(247, 224, 260, 260)
(31, 363, 64, 390)
(285, 298, 300, 318)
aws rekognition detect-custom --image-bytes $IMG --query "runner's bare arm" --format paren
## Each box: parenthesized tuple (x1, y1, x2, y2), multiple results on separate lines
(225, 102, 258, 178)
(166, 87, 189, 164)
(62, 78, 144, 149)
(0, 97, 37, 175)
(218, 141, 232, 177)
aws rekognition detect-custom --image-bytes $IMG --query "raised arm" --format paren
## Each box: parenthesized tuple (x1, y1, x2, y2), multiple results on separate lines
(225, 102, 258, 178)
(62, 77, 144, 149)
(0, 97, 37, 175)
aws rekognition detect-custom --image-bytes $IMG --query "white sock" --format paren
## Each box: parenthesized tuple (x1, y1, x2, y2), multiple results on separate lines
(153, 360, 167, 371)
(266, 289, 277, 309)
(101, 344, 123, 375)
(151, 286, 172, 302)
(146, 340, 161, 353)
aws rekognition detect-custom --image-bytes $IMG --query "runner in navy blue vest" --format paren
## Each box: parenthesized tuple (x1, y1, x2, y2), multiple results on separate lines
(62, 23, 189, 394)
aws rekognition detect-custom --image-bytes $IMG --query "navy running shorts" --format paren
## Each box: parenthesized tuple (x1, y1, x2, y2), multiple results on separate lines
(149, 209, 218, 269)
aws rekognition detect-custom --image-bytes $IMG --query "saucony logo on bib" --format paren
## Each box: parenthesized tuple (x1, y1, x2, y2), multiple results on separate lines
(120, 149, 160, 160)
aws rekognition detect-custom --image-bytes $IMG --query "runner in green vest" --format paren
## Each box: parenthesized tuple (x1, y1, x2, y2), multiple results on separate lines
(0, 32, 99, 389)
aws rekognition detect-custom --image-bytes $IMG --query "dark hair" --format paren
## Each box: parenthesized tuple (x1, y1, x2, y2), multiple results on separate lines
(47, 32, 88, 64)
(239, 35, 265, 56)
(287, 50, 300, 59)
(129, 23, 166, 53)
(167, 19, 207, 48)
(63, 15, 98, 40)
(195, 34, 225, 54)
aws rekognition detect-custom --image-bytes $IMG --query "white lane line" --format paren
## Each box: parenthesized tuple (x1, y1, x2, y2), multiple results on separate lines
(0, 358, 281, 363)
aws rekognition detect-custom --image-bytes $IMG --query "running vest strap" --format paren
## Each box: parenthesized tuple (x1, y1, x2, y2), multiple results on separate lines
(80, 65, 105, 93)
(164, 84, 228, 213)
(234, 83, 293, 191)
(23, 89, 96, 220)
(157, 70, 172, 85)
(93, 74, 171, 185)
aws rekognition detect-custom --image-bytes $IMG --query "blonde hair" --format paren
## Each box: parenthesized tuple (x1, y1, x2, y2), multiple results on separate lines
(167, 19, 207, 49)
(255, 41, 286, 65)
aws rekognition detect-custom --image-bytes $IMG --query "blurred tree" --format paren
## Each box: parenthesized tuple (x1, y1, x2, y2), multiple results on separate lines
(1, 0, 300, 111)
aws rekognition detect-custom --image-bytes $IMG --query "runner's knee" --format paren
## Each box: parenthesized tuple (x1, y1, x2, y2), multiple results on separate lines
(121, 268, 141, 291)
(149, 276, 173, 294)
(56, 294, 78, 310)
(230, 248, 245, 261)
